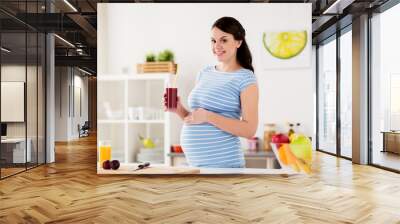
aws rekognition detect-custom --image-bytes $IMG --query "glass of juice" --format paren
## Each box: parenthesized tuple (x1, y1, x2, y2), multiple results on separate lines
(98, 140, 112, 164)
(166, 86, 178, 110)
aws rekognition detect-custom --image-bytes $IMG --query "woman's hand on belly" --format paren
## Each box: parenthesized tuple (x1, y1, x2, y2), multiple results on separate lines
(183, 108, 210, 125)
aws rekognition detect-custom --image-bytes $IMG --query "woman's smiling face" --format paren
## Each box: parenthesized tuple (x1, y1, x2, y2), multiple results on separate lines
(211, 27, 242, 63)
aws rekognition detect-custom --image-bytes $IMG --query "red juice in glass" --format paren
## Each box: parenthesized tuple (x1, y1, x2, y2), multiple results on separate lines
(166, 87, 178, 109)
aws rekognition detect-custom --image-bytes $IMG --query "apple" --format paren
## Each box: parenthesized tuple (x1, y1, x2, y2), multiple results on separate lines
(271, 133, 290, 148)
(111, 160, 120, 170)
(272, 133, 290, 143)
(102, 160, 111, 169)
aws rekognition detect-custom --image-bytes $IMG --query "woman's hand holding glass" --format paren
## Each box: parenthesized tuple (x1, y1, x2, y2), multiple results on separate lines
(163, 93, 184, 113)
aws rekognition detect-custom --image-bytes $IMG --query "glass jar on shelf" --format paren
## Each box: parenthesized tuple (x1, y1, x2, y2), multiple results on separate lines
(247, 137, 259, 153)
(263, 123, 276, 151)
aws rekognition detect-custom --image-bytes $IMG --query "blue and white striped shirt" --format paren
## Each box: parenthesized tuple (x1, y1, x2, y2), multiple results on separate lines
(180, 65, 257, 168)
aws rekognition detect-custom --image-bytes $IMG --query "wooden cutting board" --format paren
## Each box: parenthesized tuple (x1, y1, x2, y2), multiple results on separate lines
(97, 163, 200, 175)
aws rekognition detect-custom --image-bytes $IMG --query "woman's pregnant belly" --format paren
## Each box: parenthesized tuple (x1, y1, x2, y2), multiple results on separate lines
(180, 123, 245, 168)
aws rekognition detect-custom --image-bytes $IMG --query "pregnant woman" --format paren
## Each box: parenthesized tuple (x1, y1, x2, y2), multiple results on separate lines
(164, 17, 259, 168)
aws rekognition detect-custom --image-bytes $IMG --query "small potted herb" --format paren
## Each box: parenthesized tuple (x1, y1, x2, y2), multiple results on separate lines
(138, 49, 177, 74)
(145, 53, 156, 62)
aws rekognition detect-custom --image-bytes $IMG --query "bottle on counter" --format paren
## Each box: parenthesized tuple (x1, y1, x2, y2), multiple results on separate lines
(263, 123, 276, 151)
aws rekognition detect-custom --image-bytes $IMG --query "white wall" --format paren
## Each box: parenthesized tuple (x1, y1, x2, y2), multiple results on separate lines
(1, 65, 39, 138)
(98, 3, 314, 147)
(55, 67, 89, 141)
(72, 73, 89, 138)
(55, 67, 69, 141)
(1, 65, 26, 132)
(1, 64, 46, 163)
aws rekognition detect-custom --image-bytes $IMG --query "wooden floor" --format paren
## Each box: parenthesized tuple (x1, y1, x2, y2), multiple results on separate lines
(1, 135, 400, 223)
(1, 167, 26, 178)
(373, 151, 400, 171)
(1, 163, 44, 178)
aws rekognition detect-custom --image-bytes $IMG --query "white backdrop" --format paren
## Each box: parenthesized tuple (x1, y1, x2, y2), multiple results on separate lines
(98, 3, 314, 147)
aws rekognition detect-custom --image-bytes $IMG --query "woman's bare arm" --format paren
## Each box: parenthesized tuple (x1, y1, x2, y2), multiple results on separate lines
(164, 95, 190, 121)
(176, 102, 190, 120)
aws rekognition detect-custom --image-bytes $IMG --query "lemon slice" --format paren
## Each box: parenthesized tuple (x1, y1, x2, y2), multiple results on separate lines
(262, 31, 307, 59)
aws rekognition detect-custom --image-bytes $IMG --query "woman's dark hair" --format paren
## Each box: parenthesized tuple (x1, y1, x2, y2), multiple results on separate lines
(212, 17, 254, 72)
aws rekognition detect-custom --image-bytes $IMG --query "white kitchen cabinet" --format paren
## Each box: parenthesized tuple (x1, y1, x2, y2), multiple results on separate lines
(97, 73, 173, 165)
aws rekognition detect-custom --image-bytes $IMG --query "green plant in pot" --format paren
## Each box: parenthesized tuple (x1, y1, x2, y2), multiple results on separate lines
(145, 52, 156, 62)
(157, 49, 174, 62)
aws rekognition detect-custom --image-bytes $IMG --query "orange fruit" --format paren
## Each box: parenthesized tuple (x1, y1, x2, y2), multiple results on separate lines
(278, 146, 288, 165)
(282, 144, 297, 165)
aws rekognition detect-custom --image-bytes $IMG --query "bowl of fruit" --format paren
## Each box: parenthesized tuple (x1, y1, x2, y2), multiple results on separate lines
(271, 133, 312, 174)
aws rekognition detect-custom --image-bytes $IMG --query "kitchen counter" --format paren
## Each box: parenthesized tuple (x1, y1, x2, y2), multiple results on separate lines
(97, 163, 296, 175)
(168, 151, 280, 169)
